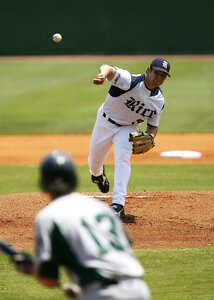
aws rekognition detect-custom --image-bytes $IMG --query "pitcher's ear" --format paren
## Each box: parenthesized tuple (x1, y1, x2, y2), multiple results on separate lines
(146, 67, 152, 75)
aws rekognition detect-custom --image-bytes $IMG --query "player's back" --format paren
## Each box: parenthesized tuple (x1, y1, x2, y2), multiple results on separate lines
(36, 192, 144, 281)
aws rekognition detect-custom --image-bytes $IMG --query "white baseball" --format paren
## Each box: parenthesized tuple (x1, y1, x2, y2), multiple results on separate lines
(52, 33, 62, 43)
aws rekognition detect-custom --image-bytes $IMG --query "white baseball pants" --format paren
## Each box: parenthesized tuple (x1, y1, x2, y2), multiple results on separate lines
(79, 278, 151, 300)
(88, 108, 137, 206)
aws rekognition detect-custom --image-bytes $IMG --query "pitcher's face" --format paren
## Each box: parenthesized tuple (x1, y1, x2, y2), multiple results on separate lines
(146, 68, 167, 89)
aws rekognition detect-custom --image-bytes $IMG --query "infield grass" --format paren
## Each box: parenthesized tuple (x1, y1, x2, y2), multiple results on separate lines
(0, 164, 213, 195)
(137, 246, 214, 300)
(0, 247, 213, 300)
(0, 58, 213, 134)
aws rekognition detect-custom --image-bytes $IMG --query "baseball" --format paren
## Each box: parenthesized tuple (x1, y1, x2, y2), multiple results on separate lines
(52, 33, 62, 43)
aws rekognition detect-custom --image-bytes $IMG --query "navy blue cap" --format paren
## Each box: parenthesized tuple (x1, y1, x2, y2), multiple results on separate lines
(150, 58, 171, 77)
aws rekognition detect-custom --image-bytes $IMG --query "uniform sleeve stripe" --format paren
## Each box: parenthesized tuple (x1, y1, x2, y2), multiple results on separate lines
(108, 74, 145, 97)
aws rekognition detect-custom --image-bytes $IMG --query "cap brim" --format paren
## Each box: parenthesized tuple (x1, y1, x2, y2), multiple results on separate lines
(152, 67, 171, 77)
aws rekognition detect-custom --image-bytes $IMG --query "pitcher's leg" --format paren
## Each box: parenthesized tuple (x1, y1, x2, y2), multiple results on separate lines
(88, 118, 113, 176)
(88, 110, 118, 193)
(112, 126, 134, 206)
(112, 148, 131, 206)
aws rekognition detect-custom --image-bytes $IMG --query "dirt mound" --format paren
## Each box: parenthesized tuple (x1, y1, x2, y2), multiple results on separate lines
(0, 191, 213, 250)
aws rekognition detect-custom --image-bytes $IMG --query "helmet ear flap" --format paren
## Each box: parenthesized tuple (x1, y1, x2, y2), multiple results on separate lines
(51, 176, 77, 193)
(51, 177, 70, 193)
(40, 176, 73, 193)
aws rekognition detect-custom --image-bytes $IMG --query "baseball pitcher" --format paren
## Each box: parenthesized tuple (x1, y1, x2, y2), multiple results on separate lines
(88, 58, 171, 218)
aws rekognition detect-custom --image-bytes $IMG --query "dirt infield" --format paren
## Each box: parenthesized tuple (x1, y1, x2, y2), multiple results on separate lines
(0, 133, 213, 165)
(0, 191, 213, 250)
(0, 134, 213, 250)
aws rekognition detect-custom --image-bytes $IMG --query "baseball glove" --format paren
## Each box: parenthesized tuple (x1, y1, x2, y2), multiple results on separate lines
(129, 131, 155, 154)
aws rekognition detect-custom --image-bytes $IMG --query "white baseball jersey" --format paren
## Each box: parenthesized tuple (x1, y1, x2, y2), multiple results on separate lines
(88, 66, 165, 207)
(103, 66, 165, 127)
(34, 193, 144, 288)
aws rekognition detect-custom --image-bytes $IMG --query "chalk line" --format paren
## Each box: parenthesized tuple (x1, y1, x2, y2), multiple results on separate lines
(87, 195, 147, 199)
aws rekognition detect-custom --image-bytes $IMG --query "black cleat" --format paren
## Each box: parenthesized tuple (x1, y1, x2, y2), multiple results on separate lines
(110, 203, 125, 219)
(91, 166, 109, 193)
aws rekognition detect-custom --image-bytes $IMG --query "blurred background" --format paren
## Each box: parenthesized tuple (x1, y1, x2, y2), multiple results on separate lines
(0, 0, 213, 55)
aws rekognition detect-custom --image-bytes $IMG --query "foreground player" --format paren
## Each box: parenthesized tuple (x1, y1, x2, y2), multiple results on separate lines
(11, 150, 151, 300)
(88, 58, 170, 218)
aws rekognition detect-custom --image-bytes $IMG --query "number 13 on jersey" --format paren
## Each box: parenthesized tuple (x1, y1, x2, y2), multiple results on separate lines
(81, 213, 128, 255)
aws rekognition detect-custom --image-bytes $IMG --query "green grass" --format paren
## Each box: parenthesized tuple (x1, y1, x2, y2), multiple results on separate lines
(0, 165, 38, 194)
(0, 164, 213, 195)
(0, 255, 64, 299)
(136, 247, 214, 300)
(161, 60, 214, 133)
(129, 164, 214, 191)
(0, 247, 213, 299)
(0, 59, 213, 134)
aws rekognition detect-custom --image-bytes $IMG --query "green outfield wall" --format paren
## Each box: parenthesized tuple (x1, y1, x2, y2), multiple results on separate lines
(0, 0, 213, 55)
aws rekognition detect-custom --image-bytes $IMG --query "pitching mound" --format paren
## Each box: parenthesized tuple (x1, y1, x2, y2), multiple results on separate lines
(0, 191, 213, 250)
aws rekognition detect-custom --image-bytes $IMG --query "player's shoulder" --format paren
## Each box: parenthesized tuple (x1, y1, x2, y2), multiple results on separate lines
(35, 206, 51, 228)
(130, 73, 145, 88)
(35, 193, 73, 220)
(35, 201, 53, 223)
